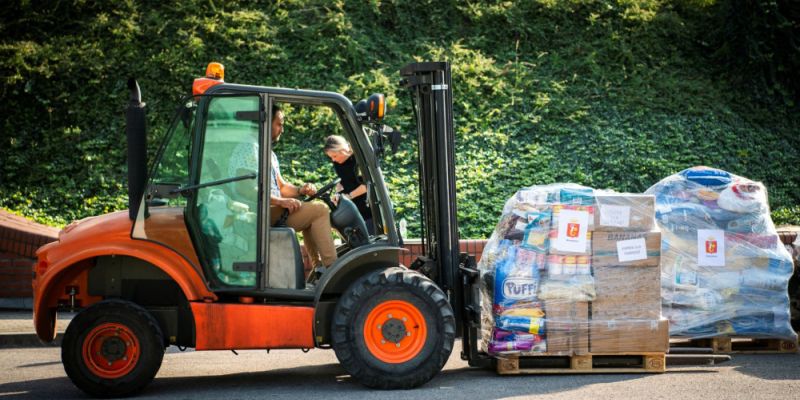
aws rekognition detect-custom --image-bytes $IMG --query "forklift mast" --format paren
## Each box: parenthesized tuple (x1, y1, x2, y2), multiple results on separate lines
(400, 63, 461, 301)
(400, 63, 486, 366)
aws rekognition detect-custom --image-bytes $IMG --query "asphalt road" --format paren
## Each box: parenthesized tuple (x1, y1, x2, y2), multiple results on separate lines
(2, 342, 799, 399)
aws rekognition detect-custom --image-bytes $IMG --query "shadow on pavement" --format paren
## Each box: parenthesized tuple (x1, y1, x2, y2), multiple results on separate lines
(16, 361, 62, 369)
(727, 353, 800, 381)
(144, 363, 651, 399)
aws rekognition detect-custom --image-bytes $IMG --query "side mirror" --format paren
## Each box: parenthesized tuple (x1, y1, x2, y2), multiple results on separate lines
(371, 125, 401, 158)
(383, 125, 400, 153)
(356, 93, 396, 157)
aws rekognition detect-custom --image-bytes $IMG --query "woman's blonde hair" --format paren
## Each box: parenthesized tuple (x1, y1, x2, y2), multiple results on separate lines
(323, 135, 351, 154)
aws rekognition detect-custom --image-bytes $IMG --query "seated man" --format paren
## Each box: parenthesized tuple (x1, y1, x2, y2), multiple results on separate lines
(229, 105, 337, 281)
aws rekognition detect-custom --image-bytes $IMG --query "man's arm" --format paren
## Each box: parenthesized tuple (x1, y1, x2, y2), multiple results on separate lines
(271, 172, 315, 213)
(270, 194, 301, 212)
(277, 172, 316, 198)
(278, 172, 301, 198)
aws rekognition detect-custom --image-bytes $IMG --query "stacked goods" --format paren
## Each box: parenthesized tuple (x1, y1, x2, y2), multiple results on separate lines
(646, 167, 797, 341)
(478, 184, 668, 357)
(590, 195, 668, 352)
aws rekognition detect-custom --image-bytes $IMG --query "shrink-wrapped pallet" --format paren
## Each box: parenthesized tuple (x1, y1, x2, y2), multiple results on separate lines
(646, 167, 796, 341)
(478, 184, 667, 357)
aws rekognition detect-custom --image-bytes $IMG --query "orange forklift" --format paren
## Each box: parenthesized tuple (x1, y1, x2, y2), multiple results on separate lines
(32, 61, 489, 396)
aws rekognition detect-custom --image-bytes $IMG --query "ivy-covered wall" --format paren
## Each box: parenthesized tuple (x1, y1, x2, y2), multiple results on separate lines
(1, 1, 798, 238)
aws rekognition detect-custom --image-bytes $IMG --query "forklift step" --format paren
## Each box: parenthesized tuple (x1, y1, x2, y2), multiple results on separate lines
(670, 337, 798, 354)
(495, 352, 666, 375)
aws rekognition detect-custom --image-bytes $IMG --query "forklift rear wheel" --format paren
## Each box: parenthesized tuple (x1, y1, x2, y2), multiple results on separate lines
(62, 299, 165, 398)
(331, 267, 455, 389)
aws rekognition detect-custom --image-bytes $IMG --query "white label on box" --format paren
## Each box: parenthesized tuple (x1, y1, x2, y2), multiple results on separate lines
(555, 209, 589, 253)
(600, 205, 631, 228)
(697, 229, 726, 267)
(514, 220, 528, 231)
(616, 238, 648, 262)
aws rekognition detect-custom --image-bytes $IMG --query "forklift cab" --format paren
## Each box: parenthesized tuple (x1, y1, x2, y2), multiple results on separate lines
(133, 79, 399, 293)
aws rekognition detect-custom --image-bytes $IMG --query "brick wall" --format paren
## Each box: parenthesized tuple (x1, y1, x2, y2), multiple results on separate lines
(0, 251, 34, 298)
(399, 239, 488, 267)
(780, 231, 799, 269)
(0, 209, 59, 299)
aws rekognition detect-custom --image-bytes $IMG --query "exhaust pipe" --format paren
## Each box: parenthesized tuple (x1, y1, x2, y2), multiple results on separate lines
(126, 78, 147, 221)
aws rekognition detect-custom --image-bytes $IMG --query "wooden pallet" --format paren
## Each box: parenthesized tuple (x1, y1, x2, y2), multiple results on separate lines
(496, 352, 666, 375)
(670, 337, 798, 354)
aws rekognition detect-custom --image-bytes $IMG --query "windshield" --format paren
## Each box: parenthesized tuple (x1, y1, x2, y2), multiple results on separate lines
(147, 99, 196, 206)
(130, 98, 203, 275)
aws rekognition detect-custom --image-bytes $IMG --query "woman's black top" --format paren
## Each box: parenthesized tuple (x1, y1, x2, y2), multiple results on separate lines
(333, 156, 370, 220)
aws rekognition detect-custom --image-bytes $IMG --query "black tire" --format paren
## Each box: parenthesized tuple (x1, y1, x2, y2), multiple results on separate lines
(789, 270, 800, 332)
(331, 267, 455, 389)
(62, 299, 165, 398)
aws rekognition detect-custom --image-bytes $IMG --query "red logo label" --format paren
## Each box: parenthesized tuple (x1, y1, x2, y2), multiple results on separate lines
(706, 239, 717, 254)
(567, 222, 580, 238)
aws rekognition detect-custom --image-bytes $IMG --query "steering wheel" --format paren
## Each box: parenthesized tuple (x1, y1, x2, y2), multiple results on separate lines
(304, 178, 341, 202)
(275, 178, 342, 227)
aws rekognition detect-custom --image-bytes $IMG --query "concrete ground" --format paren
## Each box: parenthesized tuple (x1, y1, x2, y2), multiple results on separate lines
(1, 310, 799, 399)
(1, 343, 799, 399)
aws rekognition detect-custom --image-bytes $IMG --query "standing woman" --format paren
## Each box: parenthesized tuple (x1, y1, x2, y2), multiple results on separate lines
(324, 135, 374, 234)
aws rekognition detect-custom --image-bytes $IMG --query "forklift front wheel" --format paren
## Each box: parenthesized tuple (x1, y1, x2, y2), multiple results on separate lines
(62, 299, 165, 398)
(331, 267, 455, 389)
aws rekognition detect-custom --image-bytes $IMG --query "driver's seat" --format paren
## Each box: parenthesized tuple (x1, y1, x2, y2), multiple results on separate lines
(267, 227, 306, 290)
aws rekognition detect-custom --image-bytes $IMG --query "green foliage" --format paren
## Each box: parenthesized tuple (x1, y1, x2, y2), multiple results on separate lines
(1, 0, 798, 238)
(705, 0, 800, 104)
(773, 206, 800, 227)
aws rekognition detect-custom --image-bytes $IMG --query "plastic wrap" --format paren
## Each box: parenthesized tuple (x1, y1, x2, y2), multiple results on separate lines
(646, 166, 797, 341)
(478, 184, 668, 357)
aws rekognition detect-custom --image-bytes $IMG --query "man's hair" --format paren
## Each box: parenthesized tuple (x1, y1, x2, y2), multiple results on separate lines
(272, 104, 282, 119)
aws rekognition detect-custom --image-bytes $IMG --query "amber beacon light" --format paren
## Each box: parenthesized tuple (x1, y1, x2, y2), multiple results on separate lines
(193, 62, 225, 95)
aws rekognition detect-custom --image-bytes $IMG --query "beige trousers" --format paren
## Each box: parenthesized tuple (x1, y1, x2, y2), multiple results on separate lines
(270, 202, 337, 267)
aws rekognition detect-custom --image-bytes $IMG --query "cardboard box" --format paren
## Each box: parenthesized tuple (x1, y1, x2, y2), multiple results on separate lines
(544, 301, 589, 354)
(592, 265, 662, 320)
(591, 231, 661, 267)
(590, 319, 669, 353)
(594, 194, 655, 231)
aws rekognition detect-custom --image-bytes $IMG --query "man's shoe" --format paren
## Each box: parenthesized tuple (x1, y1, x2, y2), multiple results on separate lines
(306, 265, 327, 285)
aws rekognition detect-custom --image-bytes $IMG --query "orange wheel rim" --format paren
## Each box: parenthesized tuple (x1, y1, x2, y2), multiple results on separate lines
(363, 300, 427, 363)
(82, 323, 140, 379)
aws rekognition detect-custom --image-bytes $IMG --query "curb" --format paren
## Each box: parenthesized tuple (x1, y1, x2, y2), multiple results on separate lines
(0, 333, 62, 348)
